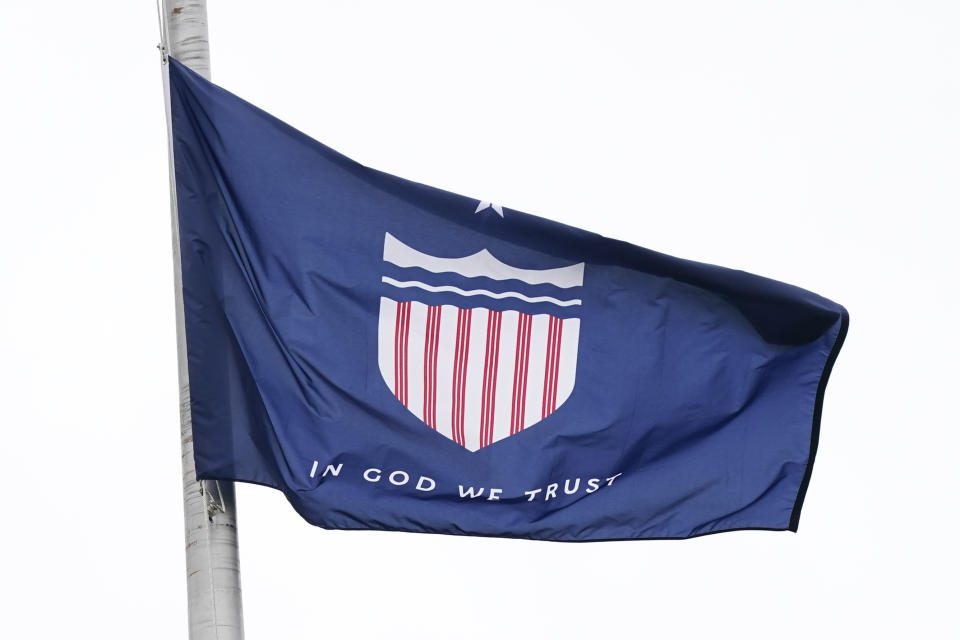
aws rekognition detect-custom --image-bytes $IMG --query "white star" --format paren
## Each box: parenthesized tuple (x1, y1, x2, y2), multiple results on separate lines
(475, 201, 504, 217)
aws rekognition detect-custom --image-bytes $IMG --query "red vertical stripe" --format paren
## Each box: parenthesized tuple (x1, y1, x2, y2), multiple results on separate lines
(480, 310, 502, 448)
(424, 307, 431, 426)
(451, 308, 471, 447)
(397, 301, 411, 407)
(550, 318, 563, 414)
(480, 311, 493, 448)
(459, 309, 467, 446)
(423, 306, 440, 428)
(542, 316, 555, 419)
(461, 309, 472, 445)
(394, 301, 411, 406)
(399, 302, 405, 405)
(431, 308, 437, 425)
(509, 313, 524, 435)
(518, 314, 531, 429)
(510, 313, 532, 434)
(490, 312, 502, 445)
(394, 302, 402, 401)
(431, 306, 441, 426)
(542, 316, 564, 418)
(451, 310, 462, 443)
(405, 303, 412, 406)
(422, 306, 430, 424)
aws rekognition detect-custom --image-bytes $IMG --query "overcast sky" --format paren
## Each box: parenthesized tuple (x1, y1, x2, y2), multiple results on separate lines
(1, 1, 957, 638)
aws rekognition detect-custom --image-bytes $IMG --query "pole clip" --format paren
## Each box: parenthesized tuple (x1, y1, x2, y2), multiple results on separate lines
(202, 480, 227, 520)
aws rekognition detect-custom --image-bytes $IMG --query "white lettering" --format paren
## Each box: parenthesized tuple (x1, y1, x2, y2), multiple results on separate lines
(416, 476, 436, 492)
(487, 488, 503, 501)
(586, 478, 601, 493)
(459, 485, 485, 498)
(388, 470, 409, 486)
(524, 489, 542, 502)
(322, 463, 343, 478)
(544, 482, 559, 501)
(363, 468, 382, 482)
(309, 460, 319, 478)
(563, 478, 580, 495)
(605, 473, 623, 487)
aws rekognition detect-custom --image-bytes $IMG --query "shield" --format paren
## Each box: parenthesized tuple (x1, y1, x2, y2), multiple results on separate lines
(377, 234, 583, 451)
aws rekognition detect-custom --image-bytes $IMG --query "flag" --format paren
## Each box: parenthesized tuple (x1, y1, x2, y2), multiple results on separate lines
(168, 57, 847, 541)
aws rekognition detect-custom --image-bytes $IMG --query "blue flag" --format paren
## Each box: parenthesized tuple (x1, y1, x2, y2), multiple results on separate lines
(169, 58, 847, 541)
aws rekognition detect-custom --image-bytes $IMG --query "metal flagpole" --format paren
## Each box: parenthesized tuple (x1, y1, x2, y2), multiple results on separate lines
(158, 2, 244, 638)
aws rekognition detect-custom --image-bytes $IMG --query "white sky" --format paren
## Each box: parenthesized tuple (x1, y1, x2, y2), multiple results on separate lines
(1, 1, 958, 638)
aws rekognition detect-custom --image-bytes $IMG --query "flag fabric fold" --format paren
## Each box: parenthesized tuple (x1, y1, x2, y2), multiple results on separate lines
(168, 57, 847, 541)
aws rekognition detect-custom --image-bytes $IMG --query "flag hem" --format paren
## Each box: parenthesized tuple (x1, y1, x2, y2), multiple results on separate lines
(280, 498, 799, 542)
(788, 309, 849, 532)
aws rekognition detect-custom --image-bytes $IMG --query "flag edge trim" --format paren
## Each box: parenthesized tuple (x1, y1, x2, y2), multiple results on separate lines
(788, 309, 850, 532)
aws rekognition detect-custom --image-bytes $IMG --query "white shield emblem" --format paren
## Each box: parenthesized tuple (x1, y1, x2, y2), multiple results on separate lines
(378, 233, 583, 451)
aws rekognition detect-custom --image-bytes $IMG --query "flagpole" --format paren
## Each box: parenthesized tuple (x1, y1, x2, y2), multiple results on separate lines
(158, 2, 244, 638)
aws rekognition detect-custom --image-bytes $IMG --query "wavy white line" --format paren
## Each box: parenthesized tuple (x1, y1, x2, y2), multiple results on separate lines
(381, 277, 582, 307)
(383, 233, 585, 289)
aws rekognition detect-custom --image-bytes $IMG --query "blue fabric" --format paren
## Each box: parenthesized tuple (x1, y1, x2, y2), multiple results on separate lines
(169, 57, 847, 541)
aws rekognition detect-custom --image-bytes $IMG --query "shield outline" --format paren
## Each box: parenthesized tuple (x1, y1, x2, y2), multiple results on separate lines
(377, 234, 583, 451)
